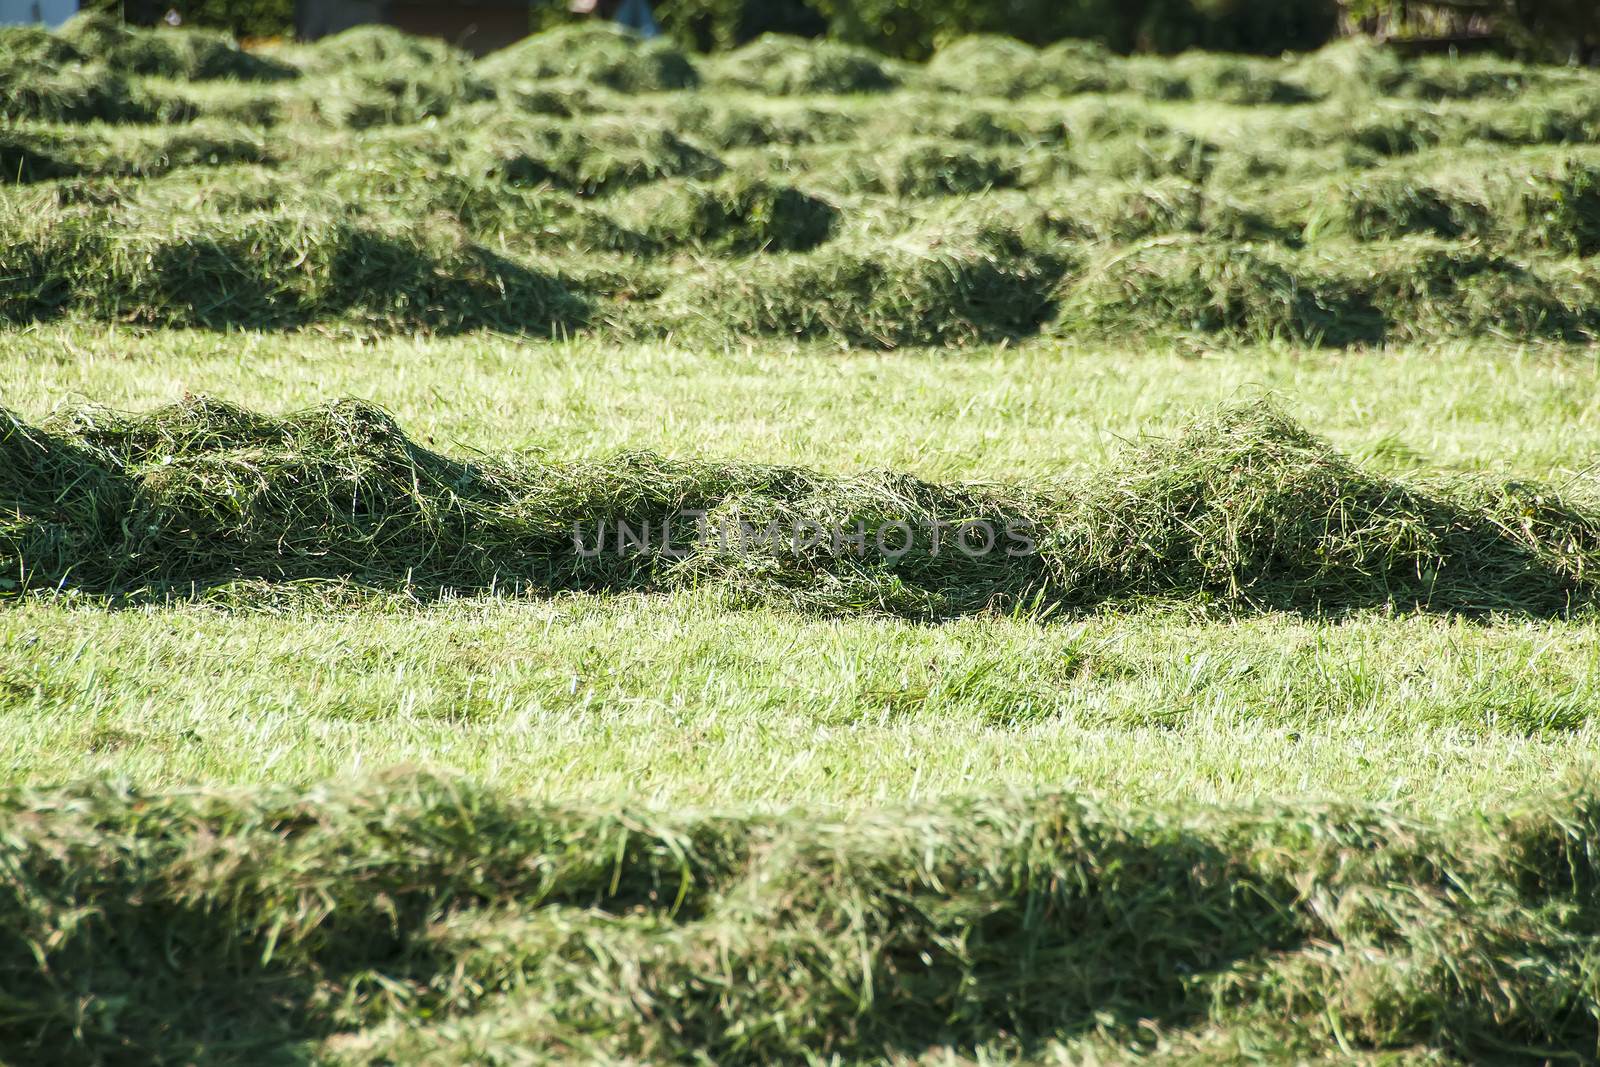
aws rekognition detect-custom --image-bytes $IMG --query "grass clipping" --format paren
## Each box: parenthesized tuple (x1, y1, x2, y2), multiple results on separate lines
(2, 771, 1597, 1061)
(2, 396, 1595, 617)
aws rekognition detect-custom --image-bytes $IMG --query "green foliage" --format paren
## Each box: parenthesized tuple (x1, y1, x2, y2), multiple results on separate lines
(1344, 0, 1600, 63)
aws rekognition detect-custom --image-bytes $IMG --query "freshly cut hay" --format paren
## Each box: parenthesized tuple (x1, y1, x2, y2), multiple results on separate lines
(449, 181, 655, 254)
(1359, 240, 1596, 341)
(1465, 89, 1600, 146)
(795, 136, 1031, 198)
(1057, 97, 1175, 141)
(1079, 128, 1218, 182)
(1305, 177, 1490, 242)
(1059, 237, 1382, 346)
(1, 398, 770, 596)
(0, 131, 76, 183)
(4, 772, 1600, 1061)
(664, 219, 1068, 348)
(628, 175, 838, 253)
(0, 60, 186, 124)
(171, 79, 287, 126)
(0, 23, 83, 66)
(309, 62, 497, 128)
(929, 34, 1120, 98)
(705, 34, 898, 96)
(1036, 38, 1126, 94)
(476, 116, 724, 196)
(58, 13, 295, 81)
(1062, 234, 1596, 346)
(1288, 102, 1450, 158)
(478, 23, 698, 93)
(5, 398, 1600, 617)
(660, 99, 855, 149)
(1060, 401, 1455, 611)
(1166, 52, 1315, 105)
(291, 23, 469, 73)
(1291, 37, 1406, 99)
(1082, 178, 1210, 241)
(501, 78, 618, 119)
(272, 124, 649, 251)
(897, 103, 1066, 148)
(1053, 177, 1285, 244)
(678, 470, 1051, 618)
(0, 202, 587, 333)
(0, 123, 270, 182)
(926, 35, 1043, 99)
(1517, 160, 1600, 256)
(1391, 55, 1589, 102)
(1050, 399, 1599, 615)
(0, 406, 130, 588)
(845, 139, 1023, 198)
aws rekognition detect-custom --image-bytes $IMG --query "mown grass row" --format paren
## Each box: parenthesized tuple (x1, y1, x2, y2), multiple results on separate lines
(2, 770, 1595, 1062)
(7, 83, 1600, 341)
(8, 19, 1600, 344)
(4, 395, 1596, 616)
(6, 193, 1600, 343)
(6, 17, 1593, 115)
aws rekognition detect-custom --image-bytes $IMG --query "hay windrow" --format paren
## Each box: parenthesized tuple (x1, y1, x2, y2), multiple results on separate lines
(4, 396, 1597, 617)
(622, 175, 839, 252)
(476, 22, 699, 94)
(0, 200, 587, 332)
(704, 33, 901, 96)
(7, 23, 1600, 341)
(57, 11, 296, 82)
(1, 771, 1597, 1062)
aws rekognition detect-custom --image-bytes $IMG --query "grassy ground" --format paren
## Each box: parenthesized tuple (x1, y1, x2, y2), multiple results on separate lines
(6, 15, 1600, 1064)
(5, 330, 1600, 816)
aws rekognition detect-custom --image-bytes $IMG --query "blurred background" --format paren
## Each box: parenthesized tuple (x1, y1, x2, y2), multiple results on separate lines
(48, 1, 1600, 66)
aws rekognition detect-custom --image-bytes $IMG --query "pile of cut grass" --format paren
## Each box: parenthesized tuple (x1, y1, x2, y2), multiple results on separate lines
(704, 33, 900, 95)
(1060, 235, 1600, 346)
(7, 21, 1600, 343)
(2, 771, 1595, 1062)
(476, 22, 698, 94)
(306, 63, 496, 129)
(1165, 51, 1316, 105)
(926, 35, 1125, 99)
(0, 200, 585, 332)
(287, 23, 470, 73)
(1303, 175, 1492, 242)
(0, 123, 270, 183)
(654, 218, 1067, 347)
(0, 57, 187, 124)
(469, 113, 725, 196)
(5, 396, 1597, 617)
(56, 12, 296, 82)
(624, 174, 839, 252)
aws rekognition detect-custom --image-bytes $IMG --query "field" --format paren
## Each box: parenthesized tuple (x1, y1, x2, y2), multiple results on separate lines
(5, 14, 1600, 1064)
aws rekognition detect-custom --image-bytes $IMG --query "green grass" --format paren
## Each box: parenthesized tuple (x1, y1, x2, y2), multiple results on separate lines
(2, 596, 1596, 811)
(6, 19, 1600, 1063)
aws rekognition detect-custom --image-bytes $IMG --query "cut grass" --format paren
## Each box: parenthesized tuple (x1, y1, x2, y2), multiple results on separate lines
(4, 394, 1598, 618)
(1, 771, 1596, 1062)
(5, 24, 1600, 1062)
(4, 26, 1600, 344)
